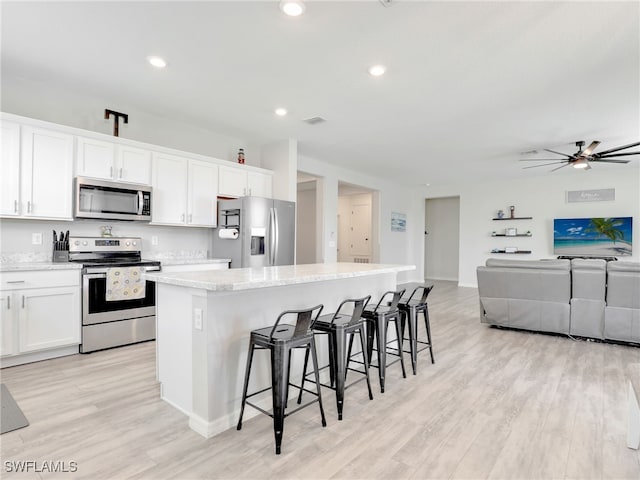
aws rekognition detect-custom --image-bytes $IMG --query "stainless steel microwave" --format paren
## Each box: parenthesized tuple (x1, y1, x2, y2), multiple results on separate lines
(75, 177, 152, 221)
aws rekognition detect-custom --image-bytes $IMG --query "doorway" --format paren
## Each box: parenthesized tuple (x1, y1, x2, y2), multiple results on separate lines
(296, 172, 319, 264)
(338, 182, 374, 263)
(424, 196, 460, 281)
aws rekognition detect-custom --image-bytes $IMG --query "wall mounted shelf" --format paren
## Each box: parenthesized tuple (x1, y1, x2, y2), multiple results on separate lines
(491, 250, 532, 254)
(491, 233, 532, 237)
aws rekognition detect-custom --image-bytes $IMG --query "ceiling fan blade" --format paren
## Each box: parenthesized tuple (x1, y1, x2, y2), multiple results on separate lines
(551, 163, 571, 172)
(523, 161, 568, 169)
(596, 151, 640, 158)
(589, 159, 630, 164)
(595, 141, 640, 156)
(581, 141, 601, 156)
(519, 158, 573, 162)
(543, 148, 574, 158)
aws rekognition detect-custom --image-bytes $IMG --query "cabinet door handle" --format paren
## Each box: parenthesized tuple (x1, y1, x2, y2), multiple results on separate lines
(27, 201, 32, 213)
(6, 280, 25, 284)
(110, 166, 114, 178)
(188, 214, 192, 223)
(119, 168, 123, 178)
(22, 295, 25, 309)
(181, 213, 185, 222)
(14, 200, 18, 213)
(6, 296, 10, 310)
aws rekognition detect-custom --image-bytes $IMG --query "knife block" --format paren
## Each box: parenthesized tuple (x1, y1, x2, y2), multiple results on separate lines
(52, 251, 69, 263)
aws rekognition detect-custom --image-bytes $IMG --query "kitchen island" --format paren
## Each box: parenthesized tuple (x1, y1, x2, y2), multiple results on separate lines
(145, 262, 415, 438)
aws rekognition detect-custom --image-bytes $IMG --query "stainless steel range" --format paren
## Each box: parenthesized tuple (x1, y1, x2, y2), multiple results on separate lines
(69, 236, 160, 353)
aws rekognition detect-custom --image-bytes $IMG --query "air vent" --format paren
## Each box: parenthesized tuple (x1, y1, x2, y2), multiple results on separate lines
(303, 116, 326, 125)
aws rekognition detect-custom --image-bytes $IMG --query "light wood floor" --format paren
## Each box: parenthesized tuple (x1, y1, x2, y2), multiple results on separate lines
(1, 280, 639, 479)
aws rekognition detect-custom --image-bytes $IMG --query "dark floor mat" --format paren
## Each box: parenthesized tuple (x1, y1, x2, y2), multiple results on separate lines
(1, 384, 29, 434)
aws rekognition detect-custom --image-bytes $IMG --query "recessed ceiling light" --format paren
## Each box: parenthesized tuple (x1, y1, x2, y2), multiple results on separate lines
(147, 56, 167, 68)
(368, 65, 386, 77)
(275, 108, 288, 117)
(280, 0, 305, 16)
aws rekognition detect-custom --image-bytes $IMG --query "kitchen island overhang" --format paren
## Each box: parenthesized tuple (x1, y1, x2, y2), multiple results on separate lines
(145, 262, 415, 439)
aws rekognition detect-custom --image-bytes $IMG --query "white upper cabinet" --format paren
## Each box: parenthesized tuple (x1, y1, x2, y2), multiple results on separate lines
(188, 160, 218, 227)
(219, 165, 273, 198)
(152, 153, 218, 227)
(248, 171, 273, 198)
(116, 145, 151, 184)
(152, 153, 189, 225)
(20, 126, 74, 220)
(0, 121, 21, 216)
(76, 136, 151, 185)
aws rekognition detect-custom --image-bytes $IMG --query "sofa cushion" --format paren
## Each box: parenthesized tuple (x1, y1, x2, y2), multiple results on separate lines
(607, 262, 640, 309)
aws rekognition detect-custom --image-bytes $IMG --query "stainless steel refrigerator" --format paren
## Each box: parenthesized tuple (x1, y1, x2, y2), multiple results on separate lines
(212, 197, 295, 268)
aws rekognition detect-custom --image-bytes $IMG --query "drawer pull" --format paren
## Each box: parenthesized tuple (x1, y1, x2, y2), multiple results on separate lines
(6, 280, 26, 284)
(22, 295, 25, 309)
(6, 296, 10, 310)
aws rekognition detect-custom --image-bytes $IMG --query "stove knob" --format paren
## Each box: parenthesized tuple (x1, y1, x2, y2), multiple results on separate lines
(74, 241, 79, 246)
(126, 241, 131, 246)
(132, 241, 137, 246)
(82, 241, 88, 246)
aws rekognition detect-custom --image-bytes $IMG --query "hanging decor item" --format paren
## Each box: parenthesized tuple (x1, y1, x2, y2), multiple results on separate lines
(509, 205, 516, 218)
(237, 148, 245, 164)
(104, 109, 129, 137)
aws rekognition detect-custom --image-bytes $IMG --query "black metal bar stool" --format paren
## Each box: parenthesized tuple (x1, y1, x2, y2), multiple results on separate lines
(297, 296, 373, 420)
(351, 289, 406, 393)
(399, 285, 435, 375)
(236, 305, 327, 455)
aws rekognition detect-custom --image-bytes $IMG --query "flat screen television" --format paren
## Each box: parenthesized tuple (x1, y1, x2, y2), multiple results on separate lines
(553, 217, 633, 257)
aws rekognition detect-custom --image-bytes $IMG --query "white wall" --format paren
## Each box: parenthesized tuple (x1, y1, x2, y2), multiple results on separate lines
(1, 74, 262, 166)
(298, 155, 424, 283)
(261, 139, 297, 202)
(425, 169, 640, 287)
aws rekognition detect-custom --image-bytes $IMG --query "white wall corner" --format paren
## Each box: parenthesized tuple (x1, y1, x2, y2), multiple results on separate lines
(261, 138, 297, 202)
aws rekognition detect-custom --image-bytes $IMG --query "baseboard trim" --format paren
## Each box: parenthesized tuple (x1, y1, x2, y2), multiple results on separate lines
(1, 345, 79, 368)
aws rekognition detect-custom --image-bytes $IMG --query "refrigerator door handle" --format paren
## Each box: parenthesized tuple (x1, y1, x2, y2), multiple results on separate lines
(269, 208, 276, 266)
(274, 207, 279, 266)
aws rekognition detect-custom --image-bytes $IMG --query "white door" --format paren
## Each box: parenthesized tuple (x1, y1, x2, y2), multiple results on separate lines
(350, 203, 372, 257)
(152, 153, 188, 225)
(0, 292, 15, 356)
(18, 287, 80, 353)
(116, 145, 152, 184)
(188, 160, 218, 227)
(219, 165, 247, 197)
(0, 122, 21, 216)
(247, 171, 272, 198)
(76, 136, 115, 179)
(425, 196, 460, 282)
(21, 126, 74, 220)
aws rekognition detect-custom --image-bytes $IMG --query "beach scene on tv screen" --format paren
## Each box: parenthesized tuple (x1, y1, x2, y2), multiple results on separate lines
(554, 217, 633, 256)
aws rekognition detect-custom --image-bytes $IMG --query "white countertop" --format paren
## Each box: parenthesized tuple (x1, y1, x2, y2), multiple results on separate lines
(145, 262, 415, 292)
(155, 258, 231, 266)
(0, 262, 83, 272)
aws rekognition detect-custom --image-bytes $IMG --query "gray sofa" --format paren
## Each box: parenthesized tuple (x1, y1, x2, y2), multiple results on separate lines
(476, 258, 571, 334)
(477, 258, 640, 345)
(605, 262, 640, 343)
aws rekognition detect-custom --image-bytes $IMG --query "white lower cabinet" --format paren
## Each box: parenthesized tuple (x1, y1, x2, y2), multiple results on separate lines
(0, 270, 81, 364)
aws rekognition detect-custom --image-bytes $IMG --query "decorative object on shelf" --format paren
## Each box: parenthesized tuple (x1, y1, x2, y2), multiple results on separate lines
(509, 205, 515, 218)
(100, 225, 113, 237)
(237, 148, 245, 164)
(505, 246, 518, 253)
(391, 212, 406, 232)
(104, 109, 129, 137)
(506, 228, 517, 236)
(496, 209, 505, 219)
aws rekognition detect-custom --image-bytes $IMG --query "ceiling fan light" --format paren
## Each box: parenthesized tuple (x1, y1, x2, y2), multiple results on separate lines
(573, 158, 589, 169)
(280, 0, 305, 16)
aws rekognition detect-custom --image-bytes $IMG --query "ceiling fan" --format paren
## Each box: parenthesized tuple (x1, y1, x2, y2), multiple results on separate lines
(520, 140, 640, 171)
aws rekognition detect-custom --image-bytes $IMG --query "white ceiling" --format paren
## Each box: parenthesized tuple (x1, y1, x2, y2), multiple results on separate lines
(2, 1, 639, 186)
